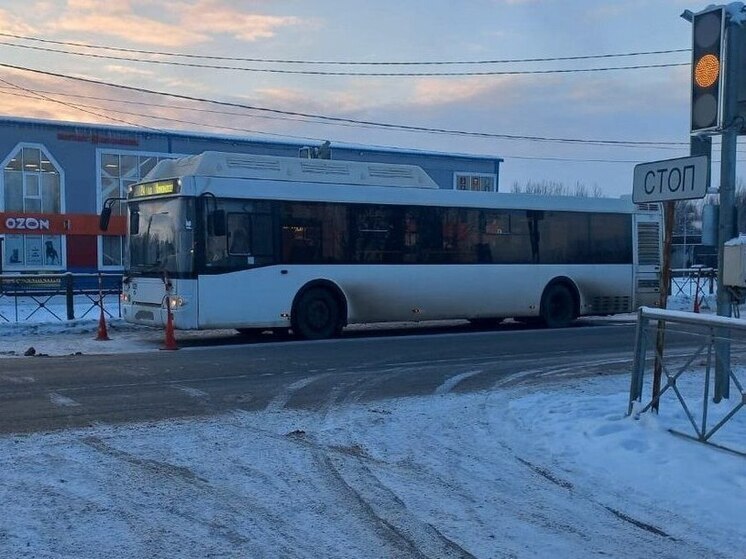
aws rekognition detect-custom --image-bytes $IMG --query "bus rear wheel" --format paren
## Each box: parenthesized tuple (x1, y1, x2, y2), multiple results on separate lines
(540, 283, 576, 328)
(292, 287, 343, 340)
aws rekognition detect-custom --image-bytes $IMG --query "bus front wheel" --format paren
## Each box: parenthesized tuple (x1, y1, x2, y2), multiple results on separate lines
(540, 283, 577, 328)
(292, 287, 343, 340)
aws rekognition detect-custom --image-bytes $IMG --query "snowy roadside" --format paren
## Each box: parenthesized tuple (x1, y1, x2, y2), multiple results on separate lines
(0, 317, 240, 357)
(0, 374, 743, 558)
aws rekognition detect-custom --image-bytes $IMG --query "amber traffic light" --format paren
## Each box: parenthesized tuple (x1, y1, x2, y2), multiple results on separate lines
(691, 8, 724, 133)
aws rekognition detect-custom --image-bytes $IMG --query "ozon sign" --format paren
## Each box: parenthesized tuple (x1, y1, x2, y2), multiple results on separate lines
(632, 155, 709, 203)
(4, 217, 51, 231)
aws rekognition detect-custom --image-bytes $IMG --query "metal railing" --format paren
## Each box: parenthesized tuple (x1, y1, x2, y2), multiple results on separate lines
(628, 307, 746, 455)
(669, 266, 716, 307)
(0, 273, 122, 323)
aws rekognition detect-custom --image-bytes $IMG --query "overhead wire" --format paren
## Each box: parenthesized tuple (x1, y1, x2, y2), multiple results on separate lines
(0, 76, 159, 132)
(0, 85, 698, 164)
(0, 85, 324, 143)
(0, 41, 688, 76)
(0, 62, 692, 148)
(0, 35, 706, 165)
(0, 89, 676, 163)
(0, 82, 690, 151)
(0, 31, 690, 66)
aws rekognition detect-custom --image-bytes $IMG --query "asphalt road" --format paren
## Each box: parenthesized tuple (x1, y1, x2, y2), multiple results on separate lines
(0, 319, 703, 434)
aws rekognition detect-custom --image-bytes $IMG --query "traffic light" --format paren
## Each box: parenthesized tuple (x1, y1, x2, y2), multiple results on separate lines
(691, 7, 725, 133)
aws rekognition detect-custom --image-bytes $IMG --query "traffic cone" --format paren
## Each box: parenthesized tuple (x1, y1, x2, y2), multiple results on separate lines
(95, 301, 110, 341)
(162, 303, 178, 350)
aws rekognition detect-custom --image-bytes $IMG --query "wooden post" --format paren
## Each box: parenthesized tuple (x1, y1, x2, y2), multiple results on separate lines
(652, 200, 675, 412)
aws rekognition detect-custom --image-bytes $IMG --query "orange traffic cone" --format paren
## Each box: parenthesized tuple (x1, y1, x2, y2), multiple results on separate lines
(162, 301, 178, 350)
(95, 301, 110, 341)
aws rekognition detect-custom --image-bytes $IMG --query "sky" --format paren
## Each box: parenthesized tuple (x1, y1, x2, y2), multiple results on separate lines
(0, 301, 744, 556)
(0, 0, 726, 197)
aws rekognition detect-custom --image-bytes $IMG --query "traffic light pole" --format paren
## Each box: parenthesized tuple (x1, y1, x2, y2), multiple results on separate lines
(715, 128, 735, 401)
(714, 20, 740, 402)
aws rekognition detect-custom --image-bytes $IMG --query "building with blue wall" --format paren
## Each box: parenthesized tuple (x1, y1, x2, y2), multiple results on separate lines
(0, 117, 502, 273)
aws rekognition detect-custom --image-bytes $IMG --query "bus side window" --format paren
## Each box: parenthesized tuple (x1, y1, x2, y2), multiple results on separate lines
(251, 213, 274, 258)
(227, 213, 252, 255)
(283, 221, 321, 262)
(205, 207, 227, 266)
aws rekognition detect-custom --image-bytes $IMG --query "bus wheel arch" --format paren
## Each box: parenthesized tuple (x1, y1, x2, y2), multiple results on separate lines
(540, 278, 579, 328)
(291, 280, 348, 340)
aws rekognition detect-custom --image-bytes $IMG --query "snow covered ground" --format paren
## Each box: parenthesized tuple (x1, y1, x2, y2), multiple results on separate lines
(0, 288, 744, 558)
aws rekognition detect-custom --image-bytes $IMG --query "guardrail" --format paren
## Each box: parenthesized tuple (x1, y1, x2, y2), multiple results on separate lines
(628, 307, 746, 455)
(0, 273, 122, 323)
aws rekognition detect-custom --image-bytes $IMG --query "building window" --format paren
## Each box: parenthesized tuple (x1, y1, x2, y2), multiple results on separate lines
(2, 145, 64, 271)
(454, 172, 496, 192)
(98, 151, 176, 269)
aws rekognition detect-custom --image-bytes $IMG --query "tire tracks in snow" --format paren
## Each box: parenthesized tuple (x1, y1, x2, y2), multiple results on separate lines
(310, 446, 479, 559)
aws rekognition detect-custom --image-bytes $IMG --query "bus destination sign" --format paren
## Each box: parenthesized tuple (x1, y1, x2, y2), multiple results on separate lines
(129, 179, 180, 198)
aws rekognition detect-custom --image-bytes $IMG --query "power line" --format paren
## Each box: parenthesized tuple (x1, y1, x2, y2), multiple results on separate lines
(0, 31, 690, 66)
(0, 76, 159, 132)
(0, 83, 689, 151)
(0, 86, 322, 143)
(0, 62, 692, 147)
(19, 85, 746, 165)
(0, 41, 689, 77)
(2, 87, 680, 164)
(0, 83, 428, 135)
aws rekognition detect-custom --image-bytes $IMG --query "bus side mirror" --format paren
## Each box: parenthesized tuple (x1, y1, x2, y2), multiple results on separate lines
(99, 207, 112, 231)
(129, 210, 140, 235)
(211, 210, 226, 236)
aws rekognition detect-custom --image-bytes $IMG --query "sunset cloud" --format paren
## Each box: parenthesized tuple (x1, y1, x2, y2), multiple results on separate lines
(0, 9, 37, 34)
(42, 0, 302, 47)
(168, 1, 301, 42)
(411, 77, 502, 106)
(101, 65, 156, 77)
(49, 5, 204, 47)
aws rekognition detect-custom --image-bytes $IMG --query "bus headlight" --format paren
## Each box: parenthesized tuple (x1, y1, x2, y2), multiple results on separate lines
(168, 296, 185, 309)
(121, 293, 130, 303)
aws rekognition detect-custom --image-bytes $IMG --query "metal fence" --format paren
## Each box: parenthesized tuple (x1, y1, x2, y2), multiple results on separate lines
(628, 307, 746, 455)
(669, 267, 716, 305)
(0, 273, 122, 323)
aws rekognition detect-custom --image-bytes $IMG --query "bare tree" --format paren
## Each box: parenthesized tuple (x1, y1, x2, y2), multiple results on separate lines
(510, 179, 605, 197)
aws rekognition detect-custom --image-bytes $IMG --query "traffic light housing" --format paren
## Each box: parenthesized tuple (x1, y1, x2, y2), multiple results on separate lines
(691, 7, 725, 133)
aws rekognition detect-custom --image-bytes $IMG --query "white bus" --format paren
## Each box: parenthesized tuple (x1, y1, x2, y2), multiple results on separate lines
(101, 151, 661, 339)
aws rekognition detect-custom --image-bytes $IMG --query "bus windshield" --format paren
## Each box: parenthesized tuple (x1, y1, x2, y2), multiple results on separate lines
(127, 197, 195, 276)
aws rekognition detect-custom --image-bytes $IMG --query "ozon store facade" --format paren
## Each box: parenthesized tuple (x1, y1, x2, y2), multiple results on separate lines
(0, 117, 502, 274)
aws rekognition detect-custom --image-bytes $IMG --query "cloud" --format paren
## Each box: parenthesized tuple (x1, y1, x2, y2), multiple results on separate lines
(42, 0, 302, 47)
(565, 67, 689, 113)
(167, 1, 301, 42)
(102, 65, 156, 77)
(410, 77, 514, 107)
(0, 73, 102, 123)
(0, 9, 37, 34)
(49, 3, 205, 47)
